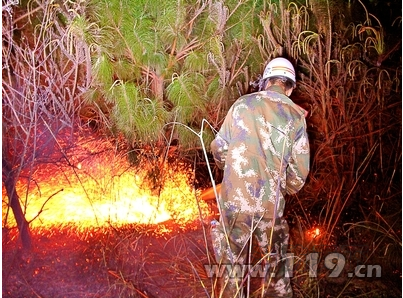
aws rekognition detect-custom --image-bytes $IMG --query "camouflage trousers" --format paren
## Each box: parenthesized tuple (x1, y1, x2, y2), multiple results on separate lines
(211, 212, 292, 298)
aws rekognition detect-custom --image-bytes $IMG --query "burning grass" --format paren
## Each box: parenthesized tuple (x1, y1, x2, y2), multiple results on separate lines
(2, 136, 218, 297)
(2, 143, 214, 235)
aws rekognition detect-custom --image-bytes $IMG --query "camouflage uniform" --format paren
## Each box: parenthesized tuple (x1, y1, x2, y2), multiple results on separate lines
(210, 85, 310, 297)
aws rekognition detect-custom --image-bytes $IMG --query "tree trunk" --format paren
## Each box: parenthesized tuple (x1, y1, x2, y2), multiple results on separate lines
(2, 158, 32, 250)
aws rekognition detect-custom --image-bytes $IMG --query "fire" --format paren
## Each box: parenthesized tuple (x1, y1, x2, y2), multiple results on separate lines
(307, 226, 322, 240)
(2, 151, 212, 233)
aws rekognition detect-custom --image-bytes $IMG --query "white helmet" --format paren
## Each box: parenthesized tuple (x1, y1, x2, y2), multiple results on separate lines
(262, 57, 296, 84)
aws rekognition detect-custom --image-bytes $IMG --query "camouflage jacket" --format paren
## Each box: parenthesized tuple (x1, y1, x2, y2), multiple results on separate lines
(210, 85, 310, 218)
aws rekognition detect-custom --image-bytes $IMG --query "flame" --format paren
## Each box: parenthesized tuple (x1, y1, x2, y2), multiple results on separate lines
(306, 226, 322, 241)
(2, 151, 212, 234)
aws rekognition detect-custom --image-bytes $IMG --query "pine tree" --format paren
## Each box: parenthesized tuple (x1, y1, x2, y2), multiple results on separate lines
(80, 0, 265, 150)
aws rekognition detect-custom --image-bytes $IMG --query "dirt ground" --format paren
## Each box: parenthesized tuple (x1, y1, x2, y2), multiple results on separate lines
(3, 222, 402, 298)
(2, 223, 215, 298)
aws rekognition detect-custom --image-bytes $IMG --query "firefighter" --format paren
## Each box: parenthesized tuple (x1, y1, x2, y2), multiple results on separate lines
(210, 57, 310, 297)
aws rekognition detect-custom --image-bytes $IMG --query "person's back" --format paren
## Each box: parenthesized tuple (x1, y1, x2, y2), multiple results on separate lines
(213, 84, 309, 217)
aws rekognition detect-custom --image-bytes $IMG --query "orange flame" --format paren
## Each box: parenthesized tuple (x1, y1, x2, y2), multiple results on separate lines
(2, 152, 212, 233)
(306, 226, 322, 240)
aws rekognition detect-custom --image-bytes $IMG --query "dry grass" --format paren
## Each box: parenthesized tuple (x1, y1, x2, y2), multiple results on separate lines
(2, 222, 214, 298)
(3, 219, 401, 298)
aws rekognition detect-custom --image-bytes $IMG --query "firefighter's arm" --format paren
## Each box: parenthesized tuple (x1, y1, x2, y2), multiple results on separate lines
(286, 126, 310, 194)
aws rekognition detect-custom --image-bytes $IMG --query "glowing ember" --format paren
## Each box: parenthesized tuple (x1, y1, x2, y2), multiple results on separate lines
(2, 151, 211, 232)
(307, 226, 322, 240)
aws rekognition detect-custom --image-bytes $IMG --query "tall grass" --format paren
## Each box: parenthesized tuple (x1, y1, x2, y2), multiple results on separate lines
(279, 1, 401, 296)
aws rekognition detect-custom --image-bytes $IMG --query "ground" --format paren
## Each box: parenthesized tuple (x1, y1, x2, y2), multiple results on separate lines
(3, 221, 402, 298)
(3, 222, 214, 298)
